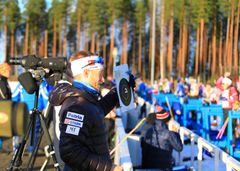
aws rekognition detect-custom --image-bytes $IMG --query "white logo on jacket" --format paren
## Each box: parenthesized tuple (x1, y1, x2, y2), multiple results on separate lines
(66, 112, 84, 121)
(64, 118, 83, 128)
(65, 125, 80, 135)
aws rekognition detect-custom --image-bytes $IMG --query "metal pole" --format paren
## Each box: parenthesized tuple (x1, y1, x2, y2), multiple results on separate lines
(151, 0, 156, 85)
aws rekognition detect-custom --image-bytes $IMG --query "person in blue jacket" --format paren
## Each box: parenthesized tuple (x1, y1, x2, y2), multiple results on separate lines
(142, 109, 183, 170)
(11, 79, 52, 152)
(175, 78, 187, 104)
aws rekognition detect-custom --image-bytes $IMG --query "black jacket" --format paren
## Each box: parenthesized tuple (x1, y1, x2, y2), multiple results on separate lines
(0, 75, 12, 100)
(142, 120, 183, 170)
(49, 82, 119, 171)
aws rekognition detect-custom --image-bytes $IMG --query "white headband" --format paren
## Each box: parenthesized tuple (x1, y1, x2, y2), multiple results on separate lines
(71, 56, 103, 77)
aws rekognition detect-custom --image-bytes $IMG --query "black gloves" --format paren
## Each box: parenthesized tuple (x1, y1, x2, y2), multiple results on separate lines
(128, 73, 136, 90)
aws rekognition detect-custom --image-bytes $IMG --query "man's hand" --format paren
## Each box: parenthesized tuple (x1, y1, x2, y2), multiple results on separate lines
(113, 165, 123, 171)
(168, 121, 178, 132)
(128, 74, 136, 90)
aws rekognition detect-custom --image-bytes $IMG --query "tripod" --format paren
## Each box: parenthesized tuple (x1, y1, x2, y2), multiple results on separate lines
(7, 74, 60, 171)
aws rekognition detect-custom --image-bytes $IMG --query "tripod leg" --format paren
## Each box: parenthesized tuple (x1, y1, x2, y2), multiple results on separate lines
(7, 116, 34, 171)
(36, 111, 60, 171)
(40, 145, 51, 171)
(27, 104, 55, 170)
(27, 128, 43, 170)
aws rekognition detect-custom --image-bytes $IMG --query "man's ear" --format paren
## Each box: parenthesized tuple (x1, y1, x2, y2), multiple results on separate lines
(83, 69, 89, 78)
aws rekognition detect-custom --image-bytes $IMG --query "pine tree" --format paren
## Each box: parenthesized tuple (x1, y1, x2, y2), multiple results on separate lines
(135, 0, 147, 76)
(25, 0, 47, 55)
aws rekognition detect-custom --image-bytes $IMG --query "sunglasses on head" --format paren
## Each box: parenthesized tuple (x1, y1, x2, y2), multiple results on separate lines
(81, 56, 104, 69)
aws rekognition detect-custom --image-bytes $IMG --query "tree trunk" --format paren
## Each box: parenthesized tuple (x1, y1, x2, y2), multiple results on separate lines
(219, 21, 223, 76)
(148, 15, 152, 81)
(85, 28, 89, 51)
(121, 20, 128, 64)
(30, 32, 36, 54)
(177, 23, 183, 76)
(132, 31, 136, 74)
(225, 16, 230, 70)
(58, 21, 63, 56)
(76, 12, 81, 51)
(10, 30, 15, 58)
(52, 16, 57, 57)
(142, 23, 146, 81)
(211, 19, 217, 76)
(4, 24, 7, 61)
(207, 39, 212, 80)
(38, 36, 44, 57)
(168, 1, 174, 78)
(103, 25, 107, 73)
(24, 20, 29, 56)
(199, 19, 204, 76)
(44, 30, 48, 57)
(160, 0, 165, 79)
(203, 29, 208, 80)
(195, 24, 200, 76)
(96, 33, 100, 53)
(181, 20, 188, 76)
(63, 19, 67, 57)
(138, 26, 142, 75)
(228, 0, 234, 73)
(108, 14, 115, 76)
(90, 32, 95, 52)
(233, 0, 240, 75)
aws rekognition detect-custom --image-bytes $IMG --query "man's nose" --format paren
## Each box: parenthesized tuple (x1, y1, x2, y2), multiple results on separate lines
(99, 76, 104, 83)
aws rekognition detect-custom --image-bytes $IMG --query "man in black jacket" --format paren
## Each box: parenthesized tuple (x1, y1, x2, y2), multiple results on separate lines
(0, 63, 12, 151)
(142, 109, 183, 170)
(0, 63, 12, 100)
(49, 51, 123, 171)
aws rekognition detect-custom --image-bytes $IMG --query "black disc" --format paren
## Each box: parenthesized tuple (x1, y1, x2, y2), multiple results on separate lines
(119, 78, 132, 106)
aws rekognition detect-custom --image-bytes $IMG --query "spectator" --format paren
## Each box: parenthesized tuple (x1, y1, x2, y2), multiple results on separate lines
(0, 63, 12, 151)
(219, 77, 239, 145)
(141, 109, 183, 170)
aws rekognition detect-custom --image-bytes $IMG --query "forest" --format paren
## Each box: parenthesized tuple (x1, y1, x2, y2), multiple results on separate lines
(0, 0, 239, 82)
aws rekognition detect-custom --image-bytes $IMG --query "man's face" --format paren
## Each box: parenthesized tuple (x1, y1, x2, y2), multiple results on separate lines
(87, 68, 104, 90)
(0, 63, 11, 78)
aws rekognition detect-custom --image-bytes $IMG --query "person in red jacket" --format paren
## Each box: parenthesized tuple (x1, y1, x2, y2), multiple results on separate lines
(219, 77, 239, 113)
(219, 77, 239, 145)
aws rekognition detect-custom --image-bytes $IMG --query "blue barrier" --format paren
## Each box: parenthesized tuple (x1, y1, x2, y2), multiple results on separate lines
(227, 110, 240, 159)
(182, 99, 202, 128)
(201, 106, 226, 148)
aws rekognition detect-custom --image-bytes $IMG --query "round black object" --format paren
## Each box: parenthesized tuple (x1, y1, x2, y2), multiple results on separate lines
(119, 78, 132, 106)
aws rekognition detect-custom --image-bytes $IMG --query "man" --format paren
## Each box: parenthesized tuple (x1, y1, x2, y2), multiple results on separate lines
(49, 51, 125, 171)
(0, 63, 12, 151)
(142, 109, 183, 170)
(0, 63, 12, 100)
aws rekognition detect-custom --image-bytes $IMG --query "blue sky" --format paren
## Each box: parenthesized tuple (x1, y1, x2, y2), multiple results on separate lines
(18, 0, 52, 12)
(0, 0, 52, 63)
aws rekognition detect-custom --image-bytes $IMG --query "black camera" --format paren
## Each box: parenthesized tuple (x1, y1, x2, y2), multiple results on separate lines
(8, 55, 68, 93)
(8, 55, 67, 71)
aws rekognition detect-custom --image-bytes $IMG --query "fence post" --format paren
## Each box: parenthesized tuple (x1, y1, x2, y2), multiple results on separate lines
(197, 138, 203, 171)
